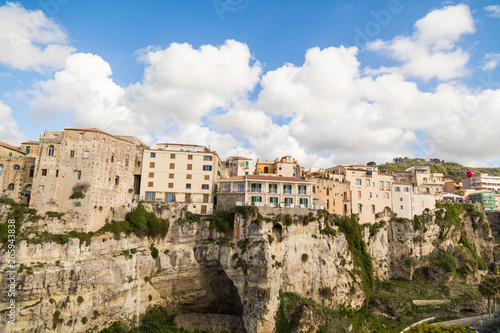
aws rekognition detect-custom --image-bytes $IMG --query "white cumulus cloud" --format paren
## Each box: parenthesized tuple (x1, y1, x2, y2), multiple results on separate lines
(485, 5, 500, 18)
(0, 101, 24, 144)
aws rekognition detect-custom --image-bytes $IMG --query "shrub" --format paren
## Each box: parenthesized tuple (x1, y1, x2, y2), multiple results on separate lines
(77, 296, 84, 304)
(320, 226, 337, 238)
(301, 253, 309, 262)
(208, 210, 235, 234)
(69, 191, 85, 199)
(429, 250, 456, 273)
(81, 317, 87, 325)
(126, 204, 169, 238)
(150, 244, 159, 259)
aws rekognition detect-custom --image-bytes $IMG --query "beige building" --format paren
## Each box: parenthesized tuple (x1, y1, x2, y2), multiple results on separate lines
(222, 156, 253, 177)
(393, 166, 444, 195)
(0, 141, 25, 157)
(442, 178, 462, 193)
(139, 143, 221, 215)
(217, 175, 315, 211)
(308, 176, 351, 215)
(20, 141, 40, 157)
(462, 173, 500, 193)
(326, 165, 393, 223)
(255, 155, 304, 178)
(0, 155, 36, 204)
(30, 128, 140, 231)
(392, 182, 436, 219)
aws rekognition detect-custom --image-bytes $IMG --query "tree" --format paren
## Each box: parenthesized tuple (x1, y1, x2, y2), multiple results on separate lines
(479, 277, 500, 320)
(367, 161, 376, 166)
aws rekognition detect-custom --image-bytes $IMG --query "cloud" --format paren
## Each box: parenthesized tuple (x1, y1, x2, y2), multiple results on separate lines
(0, 2, 75, 72)
(0, 100, 24, 144)
(483, 53, 500, 71)
(366, 4, 474, 81)
(485, 5, 500, 18)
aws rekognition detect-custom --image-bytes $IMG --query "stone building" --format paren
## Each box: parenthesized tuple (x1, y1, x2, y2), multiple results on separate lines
(0, 141, 25, 157)
(308, 176, 351, 215)
(30, 128, 141, 232)
(20, 141, 39, 157)
(254, 155, 304, 178)
(0, 154, 36, 204)
(393, 166, 444, 195)
(139, 143, 221, 215)
(222, 156, 253, 177)
(326, 164, 393, 223)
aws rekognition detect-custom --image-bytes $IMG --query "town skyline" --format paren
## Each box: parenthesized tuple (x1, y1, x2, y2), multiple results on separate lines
(1, 1, 500, 168)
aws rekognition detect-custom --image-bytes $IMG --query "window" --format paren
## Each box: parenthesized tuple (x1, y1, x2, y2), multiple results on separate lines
(358, 190, 361, 198)
(203, 155, 212, 161)
(298, 185, 306, 194)
(186, 183, 192, 189)
(269, 184, 277, 193)
(25, 146, 30, 154)
(284, 197, 293, 207)
(48, 145, 54, 156)
(42, 169, 47, 176)
(283, 184, 292, 194)
(401, 179, 405, 183)
(356, 179, 362, 185)
(40, 185, 45, 191)
(327, 199, 330, 209)
(188, 154, 193, 160)
(202, 184, 209, 190)
(203, 165, 212, 171)
(170, 153, 176, 159)
(148, 182, 153, 187)
(251, 183, 262, 192)
(125, 159, 129, 167)
(204, 175, 210, 180)
(137, 161, 141, 167)
(84, 151, 90, 159)
(168, 183, 173, 188)
(379, 181, 384, 189)
(366, 179, 370, 186)
(369, 192, 372, 198)
(245, 161, 249, 167)
(0, 164, 3, 176)
(264, 166, 269, 173)
(371, 205, 375, 214)
(167, 193, 174, 202)
(186, 174, 192, 179)
(150, 152, 156, 158)
(400, 205, 404, 209)
(187, 164, 192, 170)
(56, 170, 59, 177)
(7, 183, 14, 190)
(79, 133, 84, 140)
(400, 198, 403, 201)
(383, 192, 389, 199)
(404, 187, 409, 192)
(170, 163, 175, 169)
(395, 187, 400, 192)
(386, 182, 391, 190)
(326, 187, 330, 195)
(238, 184, 245, 192)
(251, 196, 262, 203)
(149, 172, 154, 178)
(70, 150, 75, 158)
(358, 204, 362, 214)
(111, 154, 115, 162)
(13, 164, 20, 170)
(270, 197, 278, 206)
(115, 176, 119, 185)
(299, 198, 308, 207)
(150, 162, 155, 168)
(169, 173, 174, 179)
(423, 177, 428, 183)
(29, 166, 35, 177)
(77, 171, 82, 179)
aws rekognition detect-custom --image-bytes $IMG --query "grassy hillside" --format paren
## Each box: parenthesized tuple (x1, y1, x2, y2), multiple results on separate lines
(378, 161, 500, 181)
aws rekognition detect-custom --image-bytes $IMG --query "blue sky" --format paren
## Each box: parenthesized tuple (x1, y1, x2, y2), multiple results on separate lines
(0, 0, 500, 168)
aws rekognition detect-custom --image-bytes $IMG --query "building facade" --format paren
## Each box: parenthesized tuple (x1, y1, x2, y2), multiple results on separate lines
(442, 178, 462, 193)
(0, 141, 25, 157)
(139, 143, 221, 215)
(217, 175, 314, 211)
(393, 166, 444, 195)
(30, 128, 140, 231)
(468, 192, 497, 211)
(462, 173, 500, 193)
(222, 156, 253, 177)
(255, 155, 304, 178)
(20, 141, 39, 157)
(391, 182, 436, 219)
(308, 176, 351, 215)
(0, 155, 36, 204)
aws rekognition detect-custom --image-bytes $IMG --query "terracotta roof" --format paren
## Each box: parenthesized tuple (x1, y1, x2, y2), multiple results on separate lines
(229, 156, 253, 160)
(64, 128, 133, 144)
(21, 141, 39, 145)
(0, 141, 24, 154)
(220, 175, 312, 183)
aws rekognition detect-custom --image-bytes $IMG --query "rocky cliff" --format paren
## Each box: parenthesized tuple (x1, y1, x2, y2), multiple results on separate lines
(0, 202, 495, 333)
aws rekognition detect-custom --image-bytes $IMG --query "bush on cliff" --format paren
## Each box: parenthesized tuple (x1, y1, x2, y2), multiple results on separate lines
(125, 204, 169, 238)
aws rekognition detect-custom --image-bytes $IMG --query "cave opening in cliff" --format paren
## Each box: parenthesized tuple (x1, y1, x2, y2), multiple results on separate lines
(272, 223, 283, 240)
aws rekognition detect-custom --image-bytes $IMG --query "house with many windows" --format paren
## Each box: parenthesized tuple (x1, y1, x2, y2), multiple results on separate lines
(393, 166, 444, 195)
(217, 175, 314, 211)
(462, 173, 500, 193)
(139, 143, 221, 215)
(222, 156, 253, 177)
(254, 155, 304, 178)
(391, 182, 436, 219)
(307, 176, 351, 215)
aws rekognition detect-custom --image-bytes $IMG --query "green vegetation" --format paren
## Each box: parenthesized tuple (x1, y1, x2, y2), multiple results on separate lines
(460, 232, 488, 271)
(207, 210, 235, 234)
(77, 296, 84, 304)
(378, 160, 500, 181)
(429, 250, 456, 273)
(46, 211, 65, 219)
(52, 310, 63, 329)
(336, 215, 375, 303)
(301, 253, 309, 262)
(319, 225, 337, 237)
(69, 191, 85, 199)
(126, 204, 169, 238)
(406, 323, 465, 332)
(150, 244, 159, 259)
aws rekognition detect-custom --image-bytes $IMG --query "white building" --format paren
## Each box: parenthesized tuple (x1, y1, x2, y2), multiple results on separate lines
(462, 173, 500, 193)
(392, 182, 436, 219)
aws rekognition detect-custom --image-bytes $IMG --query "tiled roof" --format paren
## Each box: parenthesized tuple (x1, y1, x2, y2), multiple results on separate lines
(21, 141, 39, 145)
(220, 175, 312, 183)
(229, 156, 253, 160)
(0, 141, 24, 154)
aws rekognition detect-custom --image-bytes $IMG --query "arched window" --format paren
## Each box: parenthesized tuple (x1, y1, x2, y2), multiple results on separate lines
(48, 145, 54, 157)
(29, 166, 35, 177)
(13, 164, 20, 170)
(383, 192, 389, 199)
(7, 183, 14, 190)
(0, 164, 3, 176)
(423, 177, 428, 183)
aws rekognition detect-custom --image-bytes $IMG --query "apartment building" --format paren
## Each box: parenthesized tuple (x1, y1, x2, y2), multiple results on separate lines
(308, 176, 351, 215)
(393, 166, 444, 195)
(442, 178, 462, 193)
(30, 128, 140, 231)
(139, 143, 221, 215)
(217, 174, 314, 211)
(20, 141, 39, 157)
(462, 173, 500, 193)
(326, 165, 393, 223)
(391, 182, 436, 219)
(469, 192, 497, 211)
(255, 155, 304, 178)
(222, 156, 253, 177)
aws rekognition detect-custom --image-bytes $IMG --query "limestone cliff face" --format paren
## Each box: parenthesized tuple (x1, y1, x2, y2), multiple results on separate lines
(0, 204, 494, 333)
